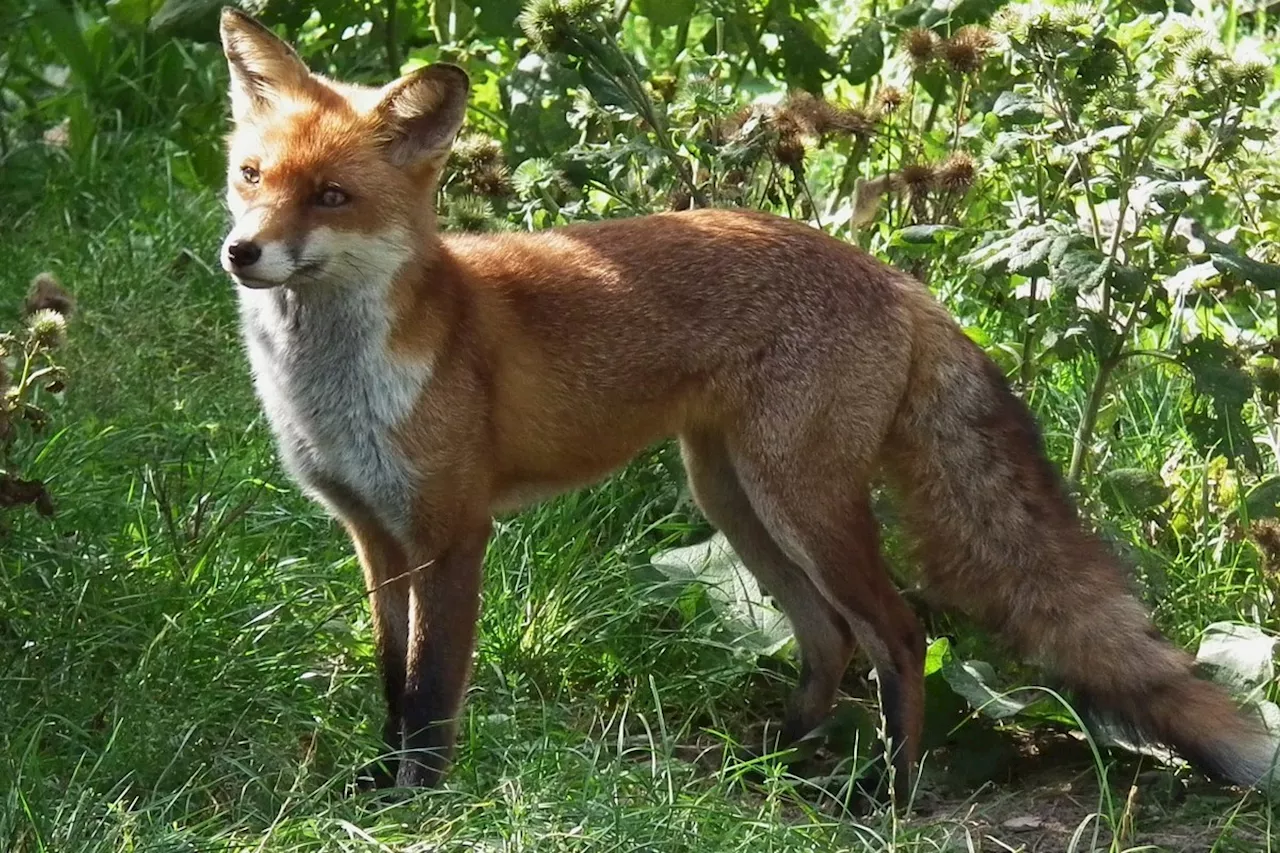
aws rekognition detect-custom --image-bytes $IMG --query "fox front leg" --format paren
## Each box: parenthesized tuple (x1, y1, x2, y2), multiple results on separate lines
(396, 523, 491, 788)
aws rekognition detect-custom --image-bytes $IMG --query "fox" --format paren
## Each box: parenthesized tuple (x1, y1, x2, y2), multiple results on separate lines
(216, 8, 1278, 802)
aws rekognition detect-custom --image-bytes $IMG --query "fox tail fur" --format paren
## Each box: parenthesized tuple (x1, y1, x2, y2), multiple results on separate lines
(886, 295, 1280, 792)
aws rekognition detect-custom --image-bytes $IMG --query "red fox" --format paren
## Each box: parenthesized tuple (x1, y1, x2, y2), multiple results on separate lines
(217, 8, 1277, 800)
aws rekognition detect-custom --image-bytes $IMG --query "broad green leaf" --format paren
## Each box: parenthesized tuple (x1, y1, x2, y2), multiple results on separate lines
(1243, 476, 1280, 520)
(1180, 336, 1261, 473)
(1102, 468, 1169, 512)
(649, 532, 792, 656)
(1185, 221, 1280, 290)
(34, 0, 99, 87)
(633, 0, 696, 30)
(776, 15, 835, 91)
(1062, 124, 1133, 156)
(1050, 244, 1107, 293)
(992, 91, 1044, 126)
(431, 0, 476, 43)
(965, 223, 1071, 278)
(149, 0, 222, 36)
(893, 224, 959, 245)
(1196, 622, 1276, 702)
(106, 0, 163, 29)
(475, 0, 524, 36)
(843, 19, 883, 86)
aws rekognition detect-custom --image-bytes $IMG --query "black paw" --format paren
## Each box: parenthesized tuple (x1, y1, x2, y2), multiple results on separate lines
(351, 756, 398, 794)
(394, 756, 445, 789)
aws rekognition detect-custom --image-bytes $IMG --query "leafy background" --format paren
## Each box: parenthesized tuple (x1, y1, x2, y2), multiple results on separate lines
(2, 0, 1280, 849)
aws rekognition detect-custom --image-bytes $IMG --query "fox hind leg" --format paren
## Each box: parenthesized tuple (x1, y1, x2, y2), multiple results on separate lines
(680, 431, 856, 760)
(727, 437, 926, 805)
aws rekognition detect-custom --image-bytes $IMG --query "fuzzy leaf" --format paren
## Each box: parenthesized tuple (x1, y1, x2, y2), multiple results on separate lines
(650, 532, 792, 656)
(1189, 221, 1280, 290)
(992, 91, 1044, 126)
(1062, 124, 1133, 156)
(1180, 336, 1261, 473)
(893, 224, 959, 245)
(1196, 623, 1276, 701)
(1102, 468, 1169, 512)
(843, 19, 884, 86)
(964, 224, 1072, 278)
(633, 0, 695, 30)
(1243, 477, 1280, 520)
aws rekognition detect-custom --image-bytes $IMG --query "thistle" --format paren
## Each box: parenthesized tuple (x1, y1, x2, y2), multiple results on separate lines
(519, 0, 575, 52)
(875, 86, 905, 113)
(899, 162, 937, 197)
(902, 28, 938, 68)
(442, 195, 498, 232)
(1174, 118, 1205, 153)
(26, 309, 67, 350)
(942, 26, 994, 76)
(936, 152, 977, 193)
(512, 157, 567, 200)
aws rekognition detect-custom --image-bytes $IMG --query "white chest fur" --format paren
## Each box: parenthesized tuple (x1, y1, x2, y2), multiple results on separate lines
(238, 279, 430, 538)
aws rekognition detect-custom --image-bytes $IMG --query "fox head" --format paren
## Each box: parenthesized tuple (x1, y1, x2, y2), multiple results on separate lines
(217, 8, 468, 289)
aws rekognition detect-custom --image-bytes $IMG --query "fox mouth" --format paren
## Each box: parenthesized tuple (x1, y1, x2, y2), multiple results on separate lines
(232, 259, 326, 290)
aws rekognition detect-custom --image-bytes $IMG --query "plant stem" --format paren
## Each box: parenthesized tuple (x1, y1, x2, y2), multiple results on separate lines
(1068, 356, 1116, 486)
(1020, 276, 1038, 384)
(385, 0, 400, 78)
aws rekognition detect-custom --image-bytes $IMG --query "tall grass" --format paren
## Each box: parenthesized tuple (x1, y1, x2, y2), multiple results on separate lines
(1, 132, 1274, 853)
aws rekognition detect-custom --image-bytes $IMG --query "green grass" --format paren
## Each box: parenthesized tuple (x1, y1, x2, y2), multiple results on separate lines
(1, 136, 1276, 852)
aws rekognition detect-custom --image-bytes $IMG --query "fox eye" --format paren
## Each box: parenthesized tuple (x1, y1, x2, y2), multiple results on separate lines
(240, 165, 260, 184)
(318, 185, 350, 208)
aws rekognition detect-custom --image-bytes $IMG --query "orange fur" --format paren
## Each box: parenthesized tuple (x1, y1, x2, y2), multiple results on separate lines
(218, 9, 1279, 800)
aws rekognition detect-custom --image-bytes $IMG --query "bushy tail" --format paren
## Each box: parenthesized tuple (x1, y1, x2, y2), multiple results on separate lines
(884, 299, 1279, 792)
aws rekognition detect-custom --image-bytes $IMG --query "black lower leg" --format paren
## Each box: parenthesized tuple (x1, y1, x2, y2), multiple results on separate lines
(397, 683, 455, 788)
(857, 668, 910, 804)
(357, 647, 406, 790)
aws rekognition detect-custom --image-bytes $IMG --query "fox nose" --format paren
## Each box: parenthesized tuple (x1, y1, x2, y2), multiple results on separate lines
(227, 240, 262, 268)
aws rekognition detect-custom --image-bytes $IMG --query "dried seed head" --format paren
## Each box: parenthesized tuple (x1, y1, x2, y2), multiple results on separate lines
(1250, 518, 1280, 575)
(27, 309, 67, 350)
(875, 86, 905, 113)
(775, 92, 824, 136)
(666, 186, 692, 211)
(773, 130, 807, 170)
(822, 106, 877, 138)
(451, 133, 503, 170)
(718, 105, 755, 141)
(942, 26, 995, 75)
(24, 273, 75, 319)
(902, 28, 939, 67)
(899, 162, 936, 197)
(779, 93, 875, 139)
(471, 163, 514, 198)
(936, 151, 976, 193)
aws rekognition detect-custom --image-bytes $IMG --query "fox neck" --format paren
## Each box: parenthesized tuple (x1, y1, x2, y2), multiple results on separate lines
(237, 239, 436, 538)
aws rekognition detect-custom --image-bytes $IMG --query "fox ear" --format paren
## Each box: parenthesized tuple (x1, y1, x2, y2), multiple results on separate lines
(376, 64, 470, 170)
(219, 7, 309, 121)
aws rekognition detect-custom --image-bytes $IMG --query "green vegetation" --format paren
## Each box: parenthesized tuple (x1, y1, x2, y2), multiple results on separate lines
(2, 0, 1279, 849)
